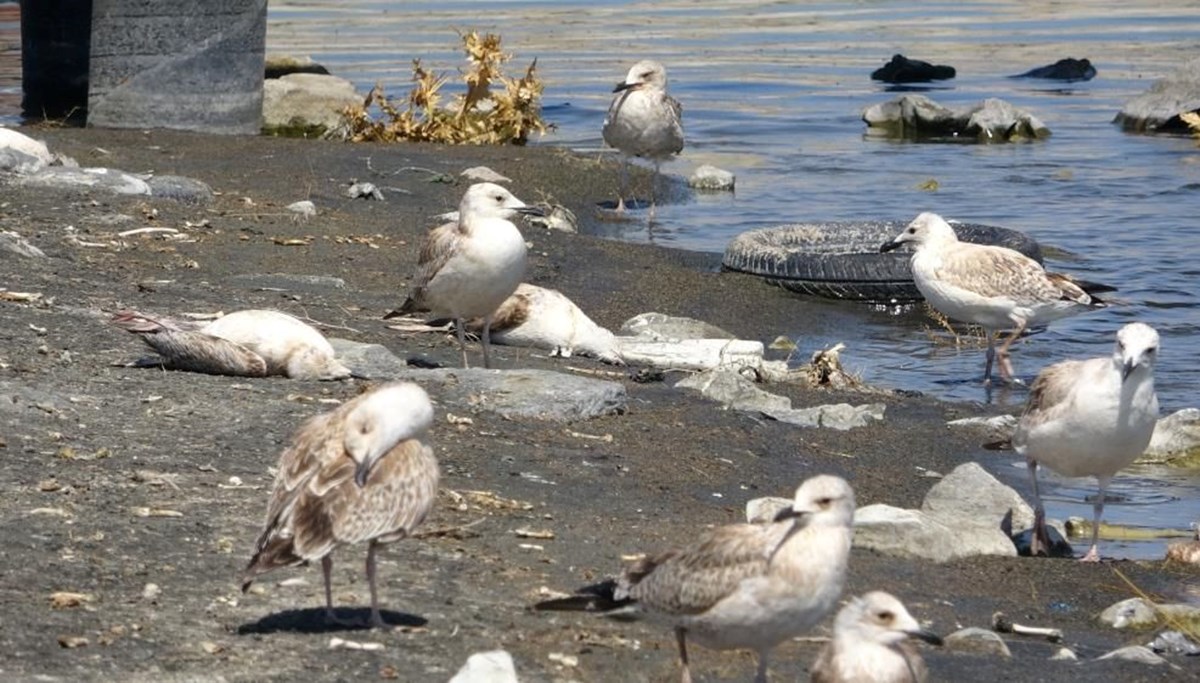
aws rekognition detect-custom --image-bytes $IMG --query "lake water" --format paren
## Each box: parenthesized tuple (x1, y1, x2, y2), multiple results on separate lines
(3, 0, 1199, 558)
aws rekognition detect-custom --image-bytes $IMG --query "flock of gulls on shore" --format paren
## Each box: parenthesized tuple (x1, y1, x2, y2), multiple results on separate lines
(100, 59, 1164, 682)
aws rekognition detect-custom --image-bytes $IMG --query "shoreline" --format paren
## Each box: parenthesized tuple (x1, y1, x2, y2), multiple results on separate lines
(0, 126, 1194, 681)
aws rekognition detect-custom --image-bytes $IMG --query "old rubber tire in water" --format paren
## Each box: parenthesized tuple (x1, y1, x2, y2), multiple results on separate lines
(722, 220, 1043, 303)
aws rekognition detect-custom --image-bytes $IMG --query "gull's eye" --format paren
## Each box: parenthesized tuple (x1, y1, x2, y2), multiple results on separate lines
(816, 496, 833, 508)
(877, 610, 895, 623)
(1147, 346, 1158, 355)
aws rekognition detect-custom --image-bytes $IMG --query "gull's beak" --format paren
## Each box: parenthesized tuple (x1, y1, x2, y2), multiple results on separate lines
(515, 205, 546, 217)
(773, 506, 809, 524)
(613, 81, 638, 93)
(880, 239, 903, 253)
(907, 629, 944, 646)
(354, 460, 372, 488)
(1122, 358, 1138, 382)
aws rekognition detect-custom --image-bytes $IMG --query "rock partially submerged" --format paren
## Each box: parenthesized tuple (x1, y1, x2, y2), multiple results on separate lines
(1012, 58, 1096, 82)
(871, 54, 956, 83)
(1140, 408, 1200, 465)
(687, 164, 735, 191)
(863, 94, 1050, 142)
(1115, 56, 1200, 133)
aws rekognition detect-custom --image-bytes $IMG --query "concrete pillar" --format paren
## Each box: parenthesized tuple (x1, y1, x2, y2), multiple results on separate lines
(87, 0, 266, 134)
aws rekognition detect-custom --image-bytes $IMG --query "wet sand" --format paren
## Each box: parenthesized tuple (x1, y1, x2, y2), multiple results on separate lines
(0, 127, 1194, 681)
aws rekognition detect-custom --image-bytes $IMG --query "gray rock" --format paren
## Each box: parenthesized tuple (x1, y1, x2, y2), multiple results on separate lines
(225, 273, 346, 294)
(1099, 597, 1158, 629)
(1115, 57, 1200, 133)
(674, 368, 885, 430)
(863, 94, 1050, 142)
(943, 627, 1012, 657)
(262, 73, 361, 132)
(688, 164, 735, 191)
(620, 312, 734, 341)
(921, 461, 1035, 536)
(1096, 645, 1167, 665)
(746, 496, 792, 524)
(448, 650, 518, 683)
(347, 182, 384, 200)
(0, 148, 49, 175)
(20, 167, 152, 195)
(853, 501, 1018, 562)
(331, 339, 626, 422)
(0, 128, 53, 174)
(287, 200, 318, 218)
(1050, 647, 1078, 661)
(0, 231, 46, 258)
(145, 175, 214, 203)
(1140, 408, 1200, 464)
(1148, 629, 1200, 656)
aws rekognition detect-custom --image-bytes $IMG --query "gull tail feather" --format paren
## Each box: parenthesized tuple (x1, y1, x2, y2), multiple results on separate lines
(532, 579, 638, 614)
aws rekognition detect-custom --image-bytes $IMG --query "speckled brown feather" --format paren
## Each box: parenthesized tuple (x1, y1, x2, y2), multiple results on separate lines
(386, 221, 464, 317)
(241, 405, 439, 590)
(111, 311, 268, 377)
(934, 245, 1080, 304)
(619, 523, 782, 615)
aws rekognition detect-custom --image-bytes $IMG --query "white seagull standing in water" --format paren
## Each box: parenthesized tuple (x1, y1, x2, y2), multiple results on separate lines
(385, 182, 542, 369)
(810, 591, 942, 683)
(602, 59, 684, 217)
(1012, 322, 1160, 561)
(241, 382, 439, 628)
(881, 212, 1113, 384)
(535, 475, 855, 683)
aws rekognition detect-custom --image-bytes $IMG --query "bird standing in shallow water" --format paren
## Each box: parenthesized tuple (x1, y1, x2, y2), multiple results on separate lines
(385, 182, 541, 369)
(1012, 322, 1160, 561)
(241, 382, 438, 628)
(602, 60, 684, 218)
(810, 591, 942, 683)
(881, 212, 1112, 384)
(535, 475, 855, 683)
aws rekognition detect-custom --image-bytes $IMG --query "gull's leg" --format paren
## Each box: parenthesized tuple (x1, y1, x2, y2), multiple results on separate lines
(983, 331, 997, 385)
(616, 157, 629, 212)
(1027, 459, 1051, 556)
(481, 315, 494, 369)
(676, 627, 692, 683)
(455, 317, 470, 369)
(997, 321, 1026, 384)
(365, 541, 389, 628)
(753, 649, 769, 683)
(321, 555, 355, 626)
(1081, 477, 1109, 562)
(649, 160, 661, 221)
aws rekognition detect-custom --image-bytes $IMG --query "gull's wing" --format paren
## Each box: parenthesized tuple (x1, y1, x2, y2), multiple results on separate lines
(388, 221, 463, 316)
(1012, 359, 1090, 448)
(624, 522, 777, 615)
(935, 244, 1067, 304)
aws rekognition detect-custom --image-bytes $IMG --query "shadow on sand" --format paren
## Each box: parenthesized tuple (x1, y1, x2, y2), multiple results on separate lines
(237, 607, 427, 635)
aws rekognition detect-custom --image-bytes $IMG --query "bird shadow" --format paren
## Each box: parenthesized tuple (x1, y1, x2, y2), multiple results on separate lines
(236, 607, 426, 635)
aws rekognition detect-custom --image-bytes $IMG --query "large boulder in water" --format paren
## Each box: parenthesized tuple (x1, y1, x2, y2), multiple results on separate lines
(1115, 57, 1200, 133)
(863, 94, 1050, 142)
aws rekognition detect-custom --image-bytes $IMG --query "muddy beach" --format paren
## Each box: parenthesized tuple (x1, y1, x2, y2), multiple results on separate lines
(0, 127, 1195, 682)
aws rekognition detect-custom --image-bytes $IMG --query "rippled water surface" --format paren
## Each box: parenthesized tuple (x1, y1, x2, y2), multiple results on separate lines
(6, 1, 1200, 558)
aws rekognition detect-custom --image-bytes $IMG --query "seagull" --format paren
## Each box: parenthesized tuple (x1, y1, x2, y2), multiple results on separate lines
(384, 182, 542, 369)
(881, 212, 1113, 384)
(602, 60, 684, 216)
(1011, 322, 1160, 561)
(241, 381, 439, 628)
(810, 591, 942, 683)
(535, 475, 855, 683)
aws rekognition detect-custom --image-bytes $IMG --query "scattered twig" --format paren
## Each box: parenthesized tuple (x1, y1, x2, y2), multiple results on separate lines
(117, 227, 180, 238)
(992, 612, 1063, 642)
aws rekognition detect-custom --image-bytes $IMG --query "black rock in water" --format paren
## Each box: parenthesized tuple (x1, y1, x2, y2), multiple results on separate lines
(871, 54, 957, 83)
(1013, 58, 1096, 82)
